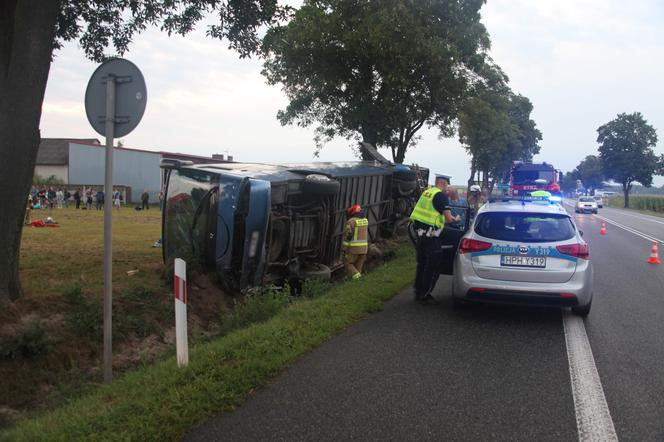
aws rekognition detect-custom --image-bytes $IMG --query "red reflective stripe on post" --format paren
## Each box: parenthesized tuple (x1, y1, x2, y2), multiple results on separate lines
(174, 276, 186, 303)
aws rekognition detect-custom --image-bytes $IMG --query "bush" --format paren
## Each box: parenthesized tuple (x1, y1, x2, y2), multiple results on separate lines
(220, 286, 292, 335)
(61, 282, 85, 305)
(300, 278, 332, 299)
(62, 284, 155, 342)
(0, 323, 52, 359)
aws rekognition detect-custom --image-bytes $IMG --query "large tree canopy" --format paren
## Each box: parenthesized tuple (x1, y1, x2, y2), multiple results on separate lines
(573, 155, 604, 191)
(458, 71, 541, 190)
(261, 0, 490, 163)
(597, 112, 662, 208)
(0, 0, 289, 302)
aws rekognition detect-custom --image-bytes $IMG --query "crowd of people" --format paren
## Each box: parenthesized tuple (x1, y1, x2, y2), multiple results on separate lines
(26, 186, 126, 211)
(24, 186, 151, 225)
(25, 187, 166, 224)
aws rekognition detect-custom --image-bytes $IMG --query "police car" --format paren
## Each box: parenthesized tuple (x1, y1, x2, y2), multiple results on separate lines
(446, 197, 593, 316)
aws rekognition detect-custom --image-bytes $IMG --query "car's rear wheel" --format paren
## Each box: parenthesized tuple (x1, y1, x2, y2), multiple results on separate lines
(572, 299, 591, 317)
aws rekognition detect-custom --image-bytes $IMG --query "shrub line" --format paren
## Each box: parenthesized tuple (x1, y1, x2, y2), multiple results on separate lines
(4, 246, 415, 441)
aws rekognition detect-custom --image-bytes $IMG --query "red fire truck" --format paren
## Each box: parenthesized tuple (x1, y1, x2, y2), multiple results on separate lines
(509, 161, 561, 196)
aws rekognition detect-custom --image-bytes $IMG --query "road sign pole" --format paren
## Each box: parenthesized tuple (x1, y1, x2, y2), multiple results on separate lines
(85, 59, 146, 384)
(103, 74, 116, 384)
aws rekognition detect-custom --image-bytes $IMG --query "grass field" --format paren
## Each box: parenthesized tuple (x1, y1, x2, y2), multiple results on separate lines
(2, 205, 412, 431)
(20, 205, 164, 296)
(3, 245, 416, 441)
(0, 205, 180, 426)
(607, 195, 664, 217)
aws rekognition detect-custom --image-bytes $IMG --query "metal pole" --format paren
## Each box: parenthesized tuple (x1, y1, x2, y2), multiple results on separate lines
(103, 75, 116, 384)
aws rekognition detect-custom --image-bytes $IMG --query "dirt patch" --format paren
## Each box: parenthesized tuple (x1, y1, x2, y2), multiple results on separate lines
(0, 274, 234, 428)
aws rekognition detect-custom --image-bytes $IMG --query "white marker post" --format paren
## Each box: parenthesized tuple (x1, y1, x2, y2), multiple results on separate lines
(174, 258, 189, 367)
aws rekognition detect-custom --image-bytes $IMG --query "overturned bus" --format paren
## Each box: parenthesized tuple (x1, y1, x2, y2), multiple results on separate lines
(161, 154, 428, 292)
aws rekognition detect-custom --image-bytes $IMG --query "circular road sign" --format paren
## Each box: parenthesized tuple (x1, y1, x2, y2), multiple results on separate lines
(85, 58, 147, 138)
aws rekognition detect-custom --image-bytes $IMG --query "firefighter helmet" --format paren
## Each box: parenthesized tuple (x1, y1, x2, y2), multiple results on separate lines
(346, 204, 362, 216)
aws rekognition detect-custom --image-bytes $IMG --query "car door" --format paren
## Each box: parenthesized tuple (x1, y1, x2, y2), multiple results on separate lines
(439, 205, 470, 275)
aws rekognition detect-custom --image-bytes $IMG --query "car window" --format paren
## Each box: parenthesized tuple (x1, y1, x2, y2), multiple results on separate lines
(474, 212, 576, 242)
(579, 197, 594, 202)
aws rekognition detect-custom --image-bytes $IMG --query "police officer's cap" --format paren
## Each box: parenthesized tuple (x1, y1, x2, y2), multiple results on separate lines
(435, 174, 452, 184)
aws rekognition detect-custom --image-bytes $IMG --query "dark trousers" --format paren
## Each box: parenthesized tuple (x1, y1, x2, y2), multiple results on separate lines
(414, 235, 443, 298)
(75, 199, 81, 209)
(142, 201, 149, 210)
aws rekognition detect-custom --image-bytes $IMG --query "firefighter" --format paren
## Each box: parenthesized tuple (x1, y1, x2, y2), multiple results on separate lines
(468, 184, 483, 217)
(342, 204, 369, 279)
(410, 174, 460, 304)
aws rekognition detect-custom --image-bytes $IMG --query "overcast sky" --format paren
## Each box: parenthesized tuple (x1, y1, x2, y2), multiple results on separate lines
(40, 0, 664, 186)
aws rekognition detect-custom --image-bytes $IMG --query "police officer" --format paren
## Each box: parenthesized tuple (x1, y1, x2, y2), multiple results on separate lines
(342, 204, 369, 279)
(410, 174, 460, 304)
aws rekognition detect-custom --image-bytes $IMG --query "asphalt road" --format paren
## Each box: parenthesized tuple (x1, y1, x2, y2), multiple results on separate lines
(184, 204, 664, 441)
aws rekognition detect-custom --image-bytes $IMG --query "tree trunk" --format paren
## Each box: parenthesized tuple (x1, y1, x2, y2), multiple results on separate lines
(482, 169, 489, 191)
(360, 126, 378, 161)
(467, 160, 476, 192)
(0, 0, 60, 302)
(622, 182, 629, 208)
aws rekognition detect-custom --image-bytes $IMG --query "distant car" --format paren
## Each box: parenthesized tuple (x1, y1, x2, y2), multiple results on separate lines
(592, 196, 603, 208)
(446, 199, 593, 316)
(575, 197, 598, 214)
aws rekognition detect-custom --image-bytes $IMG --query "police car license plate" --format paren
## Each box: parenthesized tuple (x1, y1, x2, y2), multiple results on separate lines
(500, 255, 546, 268)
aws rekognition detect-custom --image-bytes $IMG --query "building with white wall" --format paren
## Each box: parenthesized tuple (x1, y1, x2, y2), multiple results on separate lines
(35, 139, 230, 203)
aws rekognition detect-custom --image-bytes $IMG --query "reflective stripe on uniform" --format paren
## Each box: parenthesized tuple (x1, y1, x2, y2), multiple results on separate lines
(349, 218, 368, 247)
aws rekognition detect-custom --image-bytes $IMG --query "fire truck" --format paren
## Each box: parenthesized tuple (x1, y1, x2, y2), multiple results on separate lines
(509, 161, 561, 196)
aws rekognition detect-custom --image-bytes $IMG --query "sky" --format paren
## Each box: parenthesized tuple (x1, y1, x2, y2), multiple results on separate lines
(40, 0, 664, 186)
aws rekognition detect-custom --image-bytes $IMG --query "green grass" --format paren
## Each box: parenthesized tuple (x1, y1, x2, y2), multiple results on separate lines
(607, 195, 664, 216)
(3, 245, 415, 441)
(1, 206, 168, 421)
(20, 206, 164, 297)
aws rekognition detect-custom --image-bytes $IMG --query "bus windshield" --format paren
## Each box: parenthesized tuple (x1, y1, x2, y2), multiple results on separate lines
(163, 169, 218, 267)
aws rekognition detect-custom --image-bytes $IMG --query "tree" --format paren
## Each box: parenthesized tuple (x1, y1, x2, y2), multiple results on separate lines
(261, 0, 490, 163)
(458, 70, 541, 191)
(574, 155, 604, 192)
(559, 171, 579, 194)
(597, 112, 662, 208)
(458, 84, 517, 190)
(0, 0, 289, 302)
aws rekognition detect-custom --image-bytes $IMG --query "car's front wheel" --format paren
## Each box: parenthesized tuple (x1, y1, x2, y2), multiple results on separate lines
(593, 210, 598, 214)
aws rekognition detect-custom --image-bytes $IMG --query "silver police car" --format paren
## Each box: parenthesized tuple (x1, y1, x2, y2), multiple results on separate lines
(448, 198, 593, 316)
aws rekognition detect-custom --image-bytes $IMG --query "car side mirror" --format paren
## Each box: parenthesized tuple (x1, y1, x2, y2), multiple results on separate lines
(579, 230, 584, 237)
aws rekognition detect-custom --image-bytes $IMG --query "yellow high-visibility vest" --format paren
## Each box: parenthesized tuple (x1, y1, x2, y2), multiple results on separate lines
(342, 217, 369, 254)
(410, 187, 444, 229)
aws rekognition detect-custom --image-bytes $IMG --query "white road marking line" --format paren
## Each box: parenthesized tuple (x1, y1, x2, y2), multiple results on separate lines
(594, 214, 664, 245)
(563, 311, 618, 442)
(603, 207, 664, 225)
(563, 202, 663, 245)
